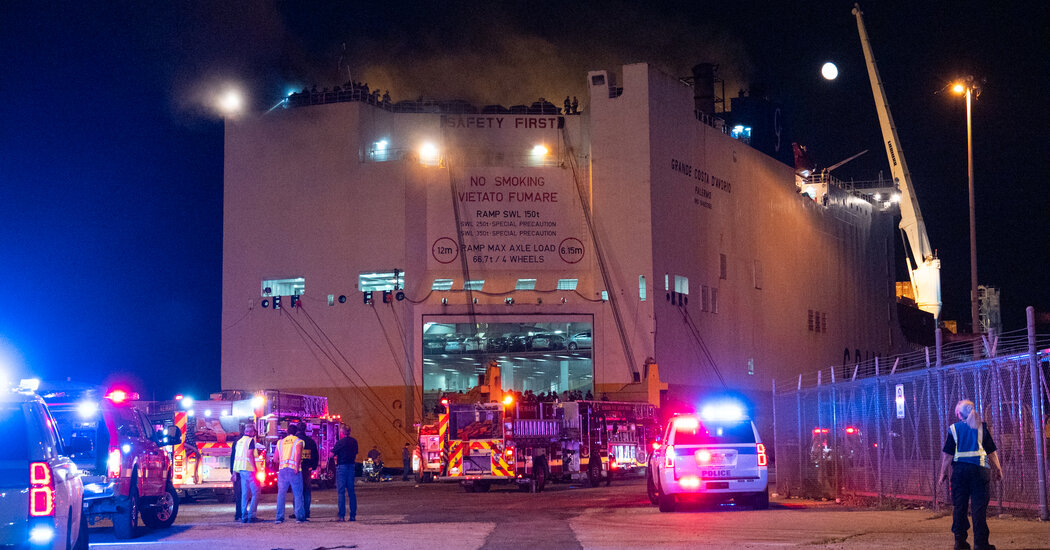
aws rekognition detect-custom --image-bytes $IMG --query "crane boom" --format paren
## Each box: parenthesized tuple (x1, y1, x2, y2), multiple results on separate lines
(853, 4, 942, 320)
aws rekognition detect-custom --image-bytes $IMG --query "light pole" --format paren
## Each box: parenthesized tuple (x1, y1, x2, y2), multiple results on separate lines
(952, 77, 980, 339)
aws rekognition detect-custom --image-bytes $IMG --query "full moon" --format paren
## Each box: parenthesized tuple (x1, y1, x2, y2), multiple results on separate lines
(821, 62, 839, 80)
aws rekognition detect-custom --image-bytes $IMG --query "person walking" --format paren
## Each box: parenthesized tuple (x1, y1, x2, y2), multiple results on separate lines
(273, 423, 307, 524)
(231, 423, 262, 523)
(939, 399, 1003, 550)
(332, 425, 359, 522)
(402, 443, 412, 481)
(298, 426, 319, 519)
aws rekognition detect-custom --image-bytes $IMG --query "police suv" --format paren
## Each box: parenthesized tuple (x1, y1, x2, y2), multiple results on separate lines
(0, 379, 87, 549)
(647, 404, 769, 512)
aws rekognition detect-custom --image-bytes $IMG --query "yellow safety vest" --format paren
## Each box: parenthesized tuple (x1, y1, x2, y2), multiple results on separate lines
(278, 435, 304, 472)
(233, 437, 256, 472)
(949, 422, 988, 467)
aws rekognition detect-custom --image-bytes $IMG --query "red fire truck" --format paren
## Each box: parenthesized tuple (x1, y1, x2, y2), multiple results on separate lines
(415, 363, 658, 492)
(144, 390, 340, 498)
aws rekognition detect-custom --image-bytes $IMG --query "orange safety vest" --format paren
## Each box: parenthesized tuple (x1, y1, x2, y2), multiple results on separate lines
(233, 437, 257, 473)
(278, 435, 304, 472)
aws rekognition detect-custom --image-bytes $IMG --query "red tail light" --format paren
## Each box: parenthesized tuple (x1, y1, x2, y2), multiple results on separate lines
(664, 446, 676, 468)
(107, 447, 122, 478)
(29, 462, 55, 517)
(756, 443, 767, 467)
(255, 469, 266, 484)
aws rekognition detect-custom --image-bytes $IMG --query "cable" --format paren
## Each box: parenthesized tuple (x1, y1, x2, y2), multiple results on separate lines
(289, 305, 415, 440)
(561, 127, 639, 378)
(677, 305, 729, 390)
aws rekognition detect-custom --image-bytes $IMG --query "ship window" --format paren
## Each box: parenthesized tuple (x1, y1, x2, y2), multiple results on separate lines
(328, 294, 335, 306)
(808, 310, 814, 331)
(674, 275, 689, 294)
(748, 357, 755, 376)
(711, 288, 719, 313)
(432, 279, 454, 291)
(702, 286, 709, 312)
(515, 279, 537, 290)
(639, 276, 647, 301)
(822, 312, 828, 333)
(261, 277, 305, 297)
(591, 74, 606, 86)
(557, 279, 578, 290)
(664, 273, 669, 291)
(464, 280, 485, 291)
(601, 290, 609, 301)
(815, 311, 822, 332)
(359, 271, 403, 292)
(720, 254, 727, 280)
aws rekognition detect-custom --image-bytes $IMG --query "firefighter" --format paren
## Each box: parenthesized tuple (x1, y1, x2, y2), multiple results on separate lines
(939, 399, 1004, 550)
(402, 442, 412, 481)
(298, 424, 319, 519)
(273, 423, 307, 524)
(231, 423, 262, 523)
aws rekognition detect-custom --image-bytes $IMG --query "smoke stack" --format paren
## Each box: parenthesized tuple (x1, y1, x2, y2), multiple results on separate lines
(692, 63, 716, 116)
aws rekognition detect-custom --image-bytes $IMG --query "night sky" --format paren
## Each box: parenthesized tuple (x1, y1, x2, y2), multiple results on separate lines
(3, 1, 1046, 398)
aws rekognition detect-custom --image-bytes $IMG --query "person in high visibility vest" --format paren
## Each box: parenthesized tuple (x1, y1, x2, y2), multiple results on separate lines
(231, 423, 262, 523)
(938, 399, 1004, 550)
(273, 423, 307, 523)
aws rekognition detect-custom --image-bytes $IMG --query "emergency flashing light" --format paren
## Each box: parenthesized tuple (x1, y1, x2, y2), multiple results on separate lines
(673, 416, 699, 431)
(700, 403, 745, 422)
(502, 395, 514, 406)
(174, 394, 183, 401)
(106, 390, 128, 403)
(531, 144, 548, 156)
(440, 398, 449, 406)
(19, 378, 40, 391)
(77, 401, 99, 418)
(696, 449, 712, 463)
(845, 427, 857, 434)
(251, 395, 265, 409)
(181, 396, 195, 409)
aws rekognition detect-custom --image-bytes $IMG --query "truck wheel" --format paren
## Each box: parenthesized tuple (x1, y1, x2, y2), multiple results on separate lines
(141, 481, 179, 529)
(752, 489, 770, 510)
(533, 457, 548, 492)
(72, 508, 89, 550)
(113, 481, 139, 539)
(646, 472, 660, 505)
(658, 493, 676, 513)
(587, 459, 602, 487)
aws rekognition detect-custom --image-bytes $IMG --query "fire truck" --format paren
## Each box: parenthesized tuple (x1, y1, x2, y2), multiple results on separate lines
(415, 362, 658, 492)
(143, 390, 340, 498)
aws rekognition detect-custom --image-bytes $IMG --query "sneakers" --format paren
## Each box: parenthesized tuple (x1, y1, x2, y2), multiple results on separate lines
(274, 519, 284, 524)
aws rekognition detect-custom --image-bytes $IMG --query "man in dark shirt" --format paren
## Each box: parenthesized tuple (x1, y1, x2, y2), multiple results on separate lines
(298, 426, 320, 519)
(332, 425, 359, 521)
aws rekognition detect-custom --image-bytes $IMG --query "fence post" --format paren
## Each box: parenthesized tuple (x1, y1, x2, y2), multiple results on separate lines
(1026, 307, 1049, 520)
(875, 370, 883, 506)
(927, 369, 938, 511)
(935, 327, 943, 367)
(797, 374, 804, 499)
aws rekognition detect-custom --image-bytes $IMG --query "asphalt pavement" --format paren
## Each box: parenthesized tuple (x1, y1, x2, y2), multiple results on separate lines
(86, 477, 1049, 549)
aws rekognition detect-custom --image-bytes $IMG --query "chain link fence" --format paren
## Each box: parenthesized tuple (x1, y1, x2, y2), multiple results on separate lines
(773, 325, 1050, 516)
